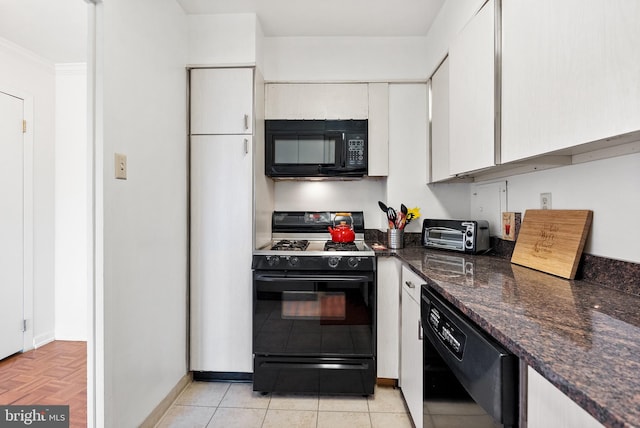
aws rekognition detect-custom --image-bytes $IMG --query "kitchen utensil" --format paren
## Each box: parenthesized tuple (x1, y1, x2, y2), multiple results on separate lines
(387, 207, 397, 228)
(401, 204, 408, 216)
(511, 209, 593, 279)
(378, 201, 388, 214)
(396, 212, 406, 229)
(327, 212, 356, 242)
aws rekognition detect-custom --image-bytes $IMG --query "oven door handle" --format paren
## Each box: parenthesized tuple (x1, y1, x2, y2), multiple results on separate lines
(254, 273, 371, 282)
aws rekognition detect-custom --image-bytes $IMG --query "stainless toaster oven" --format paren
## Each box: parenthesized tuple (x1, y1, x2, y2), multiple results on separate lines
(422, 219, 490, 254)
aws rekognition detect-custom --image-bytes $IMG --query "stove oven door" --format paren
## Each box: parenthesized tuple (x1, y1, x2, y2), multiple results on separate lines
(252, 270, 376, 395)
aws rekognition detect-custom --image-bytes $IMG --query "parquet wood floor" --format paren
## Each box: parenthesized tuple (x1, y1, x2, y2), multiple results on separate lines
(0, 340, 87, 428)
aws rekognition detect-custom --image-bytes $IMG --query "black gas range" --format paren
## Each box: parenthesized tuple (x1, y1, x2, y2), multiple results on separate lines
(252, 211, 375, 271)
(251, 211, 376, 396)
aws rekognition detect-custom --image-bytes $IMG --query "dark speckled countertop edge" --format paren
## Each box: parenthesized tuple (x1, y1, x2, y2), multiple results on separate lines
(371, 243, 640, 428)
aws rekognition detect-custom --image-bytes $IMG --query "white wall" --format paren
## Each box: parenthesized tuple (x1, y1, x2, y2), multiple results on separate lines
(0, 38, 55, 348)
(274, 179, 387, 228)
(263, 36, 430, 82)
(485, 153, 640, 263)
(54, 63, 88, 341)
(95, 0, 188, 426)
(188, 14, 259, 66)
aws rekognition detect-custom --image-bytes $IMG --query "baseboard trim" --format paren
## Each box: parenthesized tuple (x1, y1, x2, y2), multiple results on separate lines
(376, 377, 398, 388)
(33, 332, 55, 349)
(139, 372, 192, 428)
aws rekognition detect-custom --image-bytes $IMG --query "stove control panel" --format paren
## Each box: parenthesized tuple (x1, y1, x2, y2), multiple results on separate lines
(252, 255, 375, 271)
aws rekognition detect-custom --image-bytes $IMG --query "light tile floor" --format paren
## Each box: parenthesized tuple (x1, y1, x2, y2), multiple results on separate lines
(156, 381, 499, 428)
(155, 382, 413, 428)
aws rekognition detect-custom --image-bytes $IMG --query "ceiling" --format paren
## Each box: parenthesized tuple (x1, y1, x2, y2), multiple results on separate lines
(176, 0, 445, 37)
(0, 0, 444, 64)
(0, 0, 88, 63)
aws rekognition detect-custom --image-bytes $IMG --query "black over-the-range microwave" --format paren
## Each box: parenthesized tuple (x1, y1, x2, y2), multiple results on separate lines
(265, 119, 368, 178)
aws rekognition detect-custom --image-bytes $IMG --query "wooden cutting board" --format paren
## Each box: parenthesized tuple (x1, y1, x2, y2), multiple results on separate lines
(510, 209, 593, 279)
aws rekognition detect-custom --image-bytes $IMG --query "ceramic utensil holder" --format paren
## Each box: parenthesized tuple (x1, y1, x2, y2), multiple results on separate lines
(387, 229, 404, 249)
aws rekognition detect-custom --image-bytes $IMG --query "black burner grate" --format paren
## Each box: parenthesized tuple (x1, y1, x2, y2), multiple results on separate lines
(324, 241, 359, 252)
(271, 240, 310, 251)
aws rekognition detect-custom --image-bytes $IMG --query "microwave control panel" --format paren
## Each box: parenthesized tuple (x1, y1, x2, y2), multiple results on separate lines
(346, 138, 366, 167)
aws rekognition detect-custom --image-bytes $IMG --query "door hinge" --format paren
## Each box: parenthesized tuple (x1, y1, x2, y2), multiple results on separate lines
(22, 319, 27, 332)
(23, 120, 27, 133)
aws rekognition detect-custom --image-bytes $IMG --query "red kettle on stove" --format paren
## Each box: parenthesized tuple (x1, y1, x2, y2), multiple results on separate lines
(327, 212, 356, 243)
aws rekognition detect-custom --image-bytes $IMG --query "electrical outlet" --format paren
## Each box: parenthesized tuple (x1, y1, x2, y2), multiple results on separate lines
(540, 192, 552, 210)
(115, 153, 127, 180)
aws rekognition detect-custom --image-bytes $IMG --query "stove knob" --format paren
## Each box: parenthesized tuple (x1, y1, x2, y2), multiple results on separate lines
(348, 257, 359, 268)
(267, 255, 280, 267)
(289, 256, 299, 267)
(328, 256, 340, 268)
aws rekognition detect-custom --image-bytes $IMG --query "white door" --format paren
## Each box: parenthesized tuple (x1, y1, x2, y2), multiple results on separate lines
(0, 91, 24, 360)
(190, 134, 253, 372)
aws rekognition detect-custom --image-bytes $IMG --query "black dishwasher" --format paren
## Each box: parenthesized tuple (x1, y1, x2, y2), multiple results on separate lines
(421, 285, 519, 427)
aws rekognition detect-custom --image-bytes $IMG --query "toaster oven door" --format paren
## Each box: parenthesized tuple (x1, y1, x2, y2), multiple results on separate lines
(424, 227, 465, 251)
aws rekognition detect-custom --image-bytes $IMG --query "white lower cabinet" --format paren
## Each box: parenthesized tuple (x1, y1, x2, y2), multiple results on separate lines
(190, 135, 253, 373)
(527, 366, 604, 428)
(376, 257, 401, 379)
(400, 265, 424, 427)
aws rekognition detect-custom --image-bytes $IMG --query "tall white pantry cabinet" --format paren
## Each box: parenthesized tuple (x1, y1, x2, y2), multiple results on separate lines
(190, 68, 255, 373)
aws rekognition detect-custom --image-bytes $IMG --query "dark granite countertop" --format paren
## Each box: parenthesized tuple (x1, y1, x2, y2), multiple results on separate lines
(376, 246, 640, 428)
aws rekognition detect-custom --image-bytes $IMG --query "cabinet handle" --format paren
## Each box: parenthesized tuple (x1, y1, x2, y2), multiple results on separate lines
(244, 114, 249, 130)
(244, 138, 249, 154)
(418, 320, 423, 341)
(405, 281, 415, 289)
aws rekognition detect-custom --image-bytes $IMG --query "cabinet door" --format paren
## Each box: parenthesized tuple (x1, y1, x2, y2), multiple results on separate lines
(190, 135, 253, 372)
(430, 57, 452, 182)
(501, 0, 640, 162)
(190, 68, 254, 135)
(368, 83, 389, 176)
(265, 83, 368, 120)
(376, 257, 401, 379)
(449, 0, 496, 175)
(400, 266, 423, 428)
(527, 366, 604, 428)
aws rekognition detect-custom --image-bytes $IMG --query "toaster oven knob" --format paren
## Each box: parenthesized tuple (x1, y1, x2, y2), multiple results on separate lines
(348, 257, 359, 268)
(288, 256, 299, 267)
(466, 230, 473, 237)
(266, 255, 280, 267)
(328, 256, 340, 268)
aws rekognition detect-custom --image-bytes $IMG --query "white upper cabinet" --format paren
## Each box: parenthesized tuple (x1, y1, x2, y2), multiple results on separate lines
(501, 0, 640, 163)
(448, 0, 498, 176)
(190, 68, 254, 135)
(265, 83, 368, 120)
(367, 82, 390, 176)
(429, 57, 452, 183)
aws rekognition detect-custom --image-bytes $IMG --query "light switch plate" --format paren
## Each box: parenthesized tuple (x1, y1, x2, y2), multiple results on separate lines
(115, 153, 127, 180)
